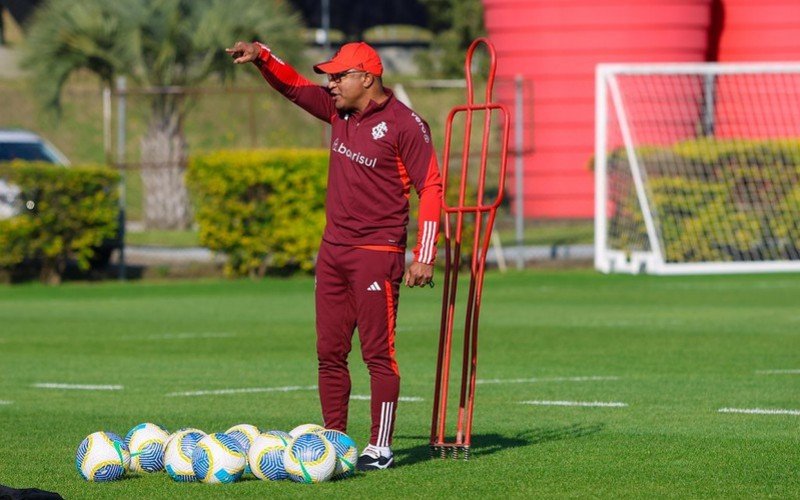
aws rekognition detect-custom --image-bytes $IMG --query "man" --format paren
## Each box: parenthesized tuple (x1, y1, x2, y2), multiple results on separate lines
(227, 40, 443, 471)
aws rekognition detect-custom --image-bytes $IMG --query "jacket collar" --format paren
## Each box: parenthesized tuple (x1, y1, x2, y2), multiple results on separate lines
(349, 88, 393, 120)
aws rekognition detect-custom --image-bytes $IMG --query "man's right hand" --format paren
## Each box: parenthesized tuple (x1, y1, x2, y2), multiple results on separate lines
(225, 41, 261, 64)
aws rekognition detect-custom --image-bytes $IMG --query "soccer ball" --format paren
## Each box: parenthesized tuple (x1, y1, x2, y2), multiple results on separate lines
(76, 431, 130, 482)
(289, 423, 324, 438)
(165, 427, 205, 448)
(283, 432, 336, 483)
(319, 429, 358, 479)
(224, 424, 260, 473)
(265, 429, 292, 442)
(192, 433, 246, 484)
(164, 429, 206, 482)
(248, 432, 290, 481)
(125, 422, 169, 473)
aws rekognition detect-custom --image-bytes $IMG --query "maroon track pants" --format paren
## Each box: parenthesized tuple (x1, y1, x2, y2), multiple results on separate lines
(315, 240, 404, 447)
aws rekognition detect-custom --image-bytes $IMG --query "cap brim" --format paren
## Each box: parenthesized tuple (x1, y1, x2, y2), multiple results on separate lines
(313, 60, 352, 74)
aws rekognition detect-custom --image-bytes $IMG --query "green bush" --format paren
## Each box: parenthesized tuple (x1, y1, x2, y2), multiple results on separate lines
(771, 183, 800, 255)
(672, 199, 765, 262)
(0, 161, 119, 284)
(187, 149, 328, 277)
(609, 138, 800, 263)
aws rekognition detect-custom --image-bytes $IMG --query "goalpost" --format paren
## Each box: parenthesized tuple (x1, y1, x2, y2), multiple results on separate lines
(595, 62, 800, 275)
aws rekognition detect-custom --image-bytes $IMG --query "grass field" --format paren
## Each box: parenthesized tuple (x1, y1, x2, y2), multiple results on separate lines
(1, 269, 799, 498)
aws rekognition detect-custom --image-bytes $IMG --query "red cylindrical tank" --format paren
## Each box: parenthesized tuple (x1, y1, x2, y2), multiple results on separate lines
(483, 0, 713, 218)
(715, 1, 800, 138)
(717, 1, 800, 61)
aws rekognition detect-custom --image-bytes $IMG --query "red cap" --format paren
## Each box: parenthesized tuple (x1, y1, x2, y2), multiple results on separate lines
(313, 42, 383, 76)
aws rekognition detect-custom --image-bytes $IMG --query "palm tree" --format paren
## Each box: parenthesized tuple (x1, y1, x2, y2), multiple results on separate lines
(23, 0, 304, 229)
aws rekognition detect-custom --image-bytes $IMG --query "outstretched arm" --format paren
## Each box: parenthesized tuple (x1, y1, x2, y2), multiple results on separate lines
(227, 41, 335, 123)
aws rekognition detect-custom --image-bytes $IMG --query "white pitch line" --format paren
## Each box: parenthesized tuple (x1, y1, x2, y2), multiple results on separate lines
(350, 395, 423, 402)
(756, 369, 800, 375)
(520, 400, 628, 408)
(166, 385, 318, 397)
(0, 400, 12, 405)
(34, 383, 123, 391)
(478, 376, 620, 384)
(718, 407, 800, 416)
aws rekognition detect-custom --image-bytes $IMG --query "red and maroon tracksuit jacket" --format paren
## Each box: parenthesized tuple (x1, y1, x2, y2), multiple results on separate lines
(253, 45, 443, 264)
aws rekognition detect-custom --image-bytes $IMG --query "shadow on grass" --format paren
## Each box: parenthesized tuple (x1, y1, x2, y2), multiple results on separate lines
(394, 422, 605, 467)
(114, 474, 144, 482)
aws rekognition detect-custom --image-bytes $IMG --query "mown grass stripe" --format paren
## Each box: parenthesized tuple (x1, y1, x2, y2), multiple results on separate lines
(520, 400, 628, 408)
(126, 332, 236, 340)
(478, 375, 620, 384)
(165, 385, 318, 397)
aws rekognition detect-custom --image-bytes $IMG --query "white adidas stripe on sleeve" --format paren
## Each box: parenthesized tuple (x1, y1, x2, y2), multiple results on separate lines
(419, 220, 437, 264)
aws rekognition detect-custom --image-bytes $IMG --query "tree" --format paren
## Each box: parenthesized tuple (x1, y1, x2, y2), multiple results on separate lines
(418, 0, 484, 78)
(23, 0, 304, 229)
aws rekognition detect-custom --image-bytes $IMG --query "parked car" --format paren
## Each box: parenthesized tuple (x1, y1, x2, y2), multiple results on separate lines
(0, 129, 71, 165)
(0, 129, 71, 219)
(0, 129, 122, 269)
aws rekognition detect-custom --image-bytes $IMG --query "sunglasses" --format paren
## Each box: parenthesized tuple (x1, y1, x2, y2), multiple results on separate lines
(327, 70, 366, 84)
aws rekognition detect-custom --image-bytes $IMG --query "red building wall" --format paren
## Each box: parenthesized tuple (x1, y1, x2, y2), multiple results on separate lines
(715, 0, 800, 138)
(483, 0, 714, 218)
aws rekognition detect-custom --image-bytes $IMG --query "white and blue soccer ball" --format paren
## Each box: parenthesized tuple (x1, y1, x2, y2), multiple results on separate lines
(76, 431, 130, 482)
(265, 429, 292, 442)
(283, 432, 336, 483)
(192, 433, 246, 484)
(289, 423, 325, 438)
(125, 422, 169, 473)
(165, 427, 205, 448)
(224, 424, 260, 473)
(319, 429, 358, 479)
(248, 431, 290, 481)
(164, 429, 206, 482)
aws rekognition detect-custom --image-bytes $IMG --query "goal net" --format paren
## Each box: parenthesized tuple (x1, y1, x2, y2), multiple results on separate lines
(595, 63, 800, 274)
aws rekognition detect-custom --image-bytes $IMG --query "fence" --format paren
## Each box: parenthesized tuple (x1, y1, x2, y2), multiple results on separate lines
(0, 74, 572, 270)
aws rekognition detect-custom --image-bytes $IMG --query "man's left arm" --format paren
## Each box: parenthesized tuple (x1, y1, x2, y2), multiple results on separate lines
(398, 116, 443, 288)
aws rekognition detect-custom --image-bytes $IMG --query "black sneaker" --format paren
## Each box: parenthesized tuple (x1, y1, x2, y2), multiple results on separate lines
(356, 448, 394, 471)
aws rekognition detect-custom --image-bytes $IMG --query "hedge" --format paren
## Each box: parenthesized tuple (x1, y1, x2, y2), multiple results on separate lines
(607, 138, 800, 262)
(0, 161, 120, 284)
(187, 149, 328, 277)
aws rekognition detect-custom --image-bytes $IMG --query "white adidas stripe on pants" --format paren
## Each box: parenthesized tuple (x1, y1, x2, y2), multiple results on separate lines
(376, 401, 395, 447)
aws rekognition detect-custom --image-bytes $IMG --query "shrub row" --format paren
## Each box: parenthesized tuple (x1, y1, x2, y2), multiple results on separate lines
(608, 138, 800, 262)
(187, 149, 328, 278)
(0, 162, 119, 284)
(3, 148, 459, 282)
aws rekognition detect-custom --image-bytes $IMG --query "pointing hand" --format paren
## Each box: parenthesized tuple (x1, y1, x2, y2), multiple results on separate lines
(225, 41, 261, 64)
